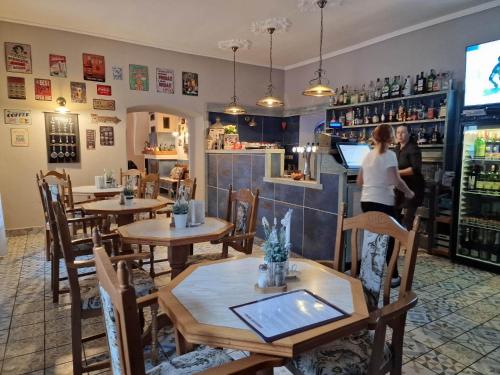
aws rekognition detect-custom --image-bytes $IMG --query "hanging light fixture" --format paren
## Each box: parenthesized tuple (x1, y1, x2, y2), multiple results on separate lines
(224, 46, 246, 115)
(257, 27, 284, 108)
(302, 0, 334, 97)
(55, 97, 69, 113)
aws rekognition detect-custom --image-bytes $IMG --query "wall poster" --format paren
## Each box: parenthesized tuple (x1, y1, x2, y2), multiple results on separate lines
(129, 64, 149, 91)
(182, 71, 198, 96)
(100, 126, 114, 146)
(4, 42, 32, 73)
(97, 84, 112, 96)
(35, 78, 52, 101)
(45, 112, 80, 163)
(49, 54, 67, 77)
(82, 53, 105, 82)
(10, 128, 29, 147)
(112, 66, 123, 80)
(93, 99, 115, 111)
(70, 82, 87, 103)
(4, 109, 31, 125)
(156, 68, 174, 94)
(86, 129, 96, 150)
(7, 76, 26, 99)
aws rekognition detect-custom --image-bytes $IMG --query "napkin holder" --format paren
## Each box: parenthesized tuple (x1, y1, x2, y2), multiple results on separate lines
(188, 200, 205, 226)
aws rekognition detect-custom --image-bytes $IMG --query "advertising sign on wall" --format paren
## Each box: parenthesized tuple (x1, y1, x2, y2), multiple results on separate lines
(82, 53, 105, 82)
(49, 54, 67, 77)
(5, 42, 32, 73)
(4, 109, 31, 125)
(34, 78, 52, 101)
(156, 68, 174, 94)
(129, 64, 149, 91)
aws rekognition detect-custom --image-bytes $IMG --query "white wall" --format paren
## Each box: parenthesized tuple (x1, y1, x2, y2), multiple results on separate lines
(0, 21, 284, 229)
(284, 7, 500, 109)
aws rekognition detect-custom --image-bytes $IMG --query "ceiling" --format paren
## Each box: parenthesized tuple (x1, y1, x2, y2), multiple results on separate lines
(0, 0, 497, 69)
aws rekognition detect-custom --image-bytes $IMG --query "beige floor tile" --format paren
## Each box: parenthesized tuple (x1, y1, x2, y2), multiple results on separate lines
(10, 310, 44, 328)
(44, 362, 74, 375)
(44, 344, 74, 368)
(8, 322, 44, 342)
(1, 350, 45, 374)
(45, 330, 72, 349)
(402, 360, 438, 375)
(5, 335, 44, 358)
(435, 341, 483, 366)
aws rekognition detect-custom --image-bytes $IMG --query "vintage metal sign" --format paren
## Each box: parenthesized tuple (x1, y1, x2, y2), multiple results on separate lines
(93, 99, 115, 111)
(4, 109, 32, 125)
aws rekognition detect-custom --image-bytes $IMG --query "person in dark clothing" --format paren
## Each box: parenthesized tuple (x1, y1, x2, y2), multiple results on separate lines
(395, 126, 425, 230)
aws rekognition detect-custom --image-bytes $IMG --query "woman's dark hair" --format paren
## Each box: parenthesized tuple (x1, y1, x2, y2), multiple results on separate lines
(372, 124, 393, 153)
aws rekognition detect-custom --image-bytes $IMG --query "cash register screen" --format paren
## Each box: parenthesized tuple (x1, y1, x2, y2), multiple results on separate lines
(337, 143, 371, 169)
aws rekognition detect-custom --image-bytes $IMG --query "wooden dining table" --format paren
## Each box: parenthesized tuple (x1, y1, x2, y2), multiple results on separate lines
(117, 217, 234, 278)
(72, 185, 125, 199)
(158, 256, 369, 362)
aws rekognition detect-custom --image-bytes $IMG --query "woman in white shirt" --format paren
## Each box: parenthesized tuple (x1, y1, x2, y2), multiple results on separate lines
(357, 124, 414, 287)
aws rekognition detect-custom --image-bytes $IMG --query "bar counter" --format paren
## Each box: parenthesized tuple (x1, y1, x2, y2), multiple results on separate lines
(205, 149, 348, 260)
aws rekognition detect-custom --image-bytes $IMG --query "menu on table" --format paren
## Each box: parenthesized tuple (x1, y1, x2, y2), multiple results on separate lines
(230, 289, 349, 342)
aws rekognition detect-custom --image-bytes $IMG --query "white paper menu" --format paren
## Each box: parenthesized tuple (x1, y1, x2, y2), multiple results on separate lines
(230, 289, 349, 342)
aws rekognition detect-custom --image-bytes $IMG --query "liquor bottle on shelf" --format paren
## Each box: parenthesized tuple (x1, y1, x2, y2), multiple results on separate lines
(339, 111, 346, 126)
(388, 103, 396, 122)
(359, 128, 367, 144)
(344, 85, 350, 105)
(372, 106, 380, 124)
(374, 78, 383, 101)
(413, 74, 419, 94)
(351, 89, 359, 104)
(390, 76, 401, 98)
(338, 86, 345, 105)
(474, 131, 486, 159)
(402, 75, 412, 96)
(381, 77, 391, 99)
(438, 98, 447, 118)
(427, 69, 436, 92)
(441, 71, 452, 91)
(427, 100, 435, 119)
(418, 102, 426, 120)
(491, 232, 500, 263)
(470, 228, 480, 258)
(417, 72, 426, 94)
(431, 124, 441, 144)
(346, 108, 354, 126)
(359, 85, 366, 103)
(364, 107, 371, 125)
(417, 125, 428, 144)
(368, 80, 375, 102)
(460, 227, 472, 256)
(433, 73, 442, 92)
(476, 167, 486, 191)
(397, 101, 406, 122)
(380, 103, 386, 123)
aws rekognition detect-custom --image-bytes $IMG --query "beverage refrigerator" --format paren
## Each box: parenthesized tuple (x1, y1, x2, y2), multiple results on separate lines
(451, 114, 500, 272)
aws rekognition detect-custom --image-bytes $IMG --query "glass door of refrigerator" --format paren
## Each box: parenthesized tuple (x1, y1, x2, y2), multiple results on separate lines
(457, 126, 500, 265)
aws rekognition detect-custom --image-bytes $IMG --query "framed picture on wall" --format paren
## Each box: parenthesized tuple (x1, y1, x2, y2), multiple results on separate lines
(34, 78, 52, 101)
(129, 64, 149, 91)
(82, 53, 105, 82)
(100, 126, 114, 146)
(70, 82, 87, 103)
(7, 76, 26, 99)
(5, 42, 32, 74)
(44, 112, 80, 163)
(49, 54, 67, 77)
(156, 68, 174, 94)
(4, 109, 31, 125)
(86, 129, 96, 150)
(182, 72, 198, 96)
(10, 128, 29, 147)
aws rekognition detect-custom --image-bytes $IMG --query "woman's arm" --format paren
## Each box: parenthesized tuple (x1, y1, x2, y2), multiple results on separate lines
(356, 168, 363, 186)
(388, 166, 414, 198)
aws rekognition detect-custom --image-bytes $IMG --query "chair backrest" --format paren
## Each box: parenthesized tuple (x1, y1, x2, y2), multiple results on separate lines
(40, 180, 63, 260)
(36, 173, 49, 223)
(177, 177, 197, 200)
(225, 185, 260, 253)
(120, 168, 144, 188)
(138, 173, 160, 199)
(94, 246, 147, 375)
(333, 203, 420, 310)
(40, 169, 75, 210)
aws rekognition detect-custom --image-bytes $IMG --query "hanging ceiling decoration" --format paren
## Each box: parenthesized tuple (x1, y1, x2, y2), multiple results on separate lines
(220, 41, 248, 115)
(256, 27, 283, 108)
(297, 0, 343, 12)
(250, 17, 291, 34)
(302, 0, 334, 97)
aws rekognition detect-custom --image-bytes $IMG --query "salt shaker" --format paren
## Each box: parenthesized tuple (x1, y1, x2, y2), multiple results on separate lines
(119, 192, 125, 205)
(258, 264, 268, 288)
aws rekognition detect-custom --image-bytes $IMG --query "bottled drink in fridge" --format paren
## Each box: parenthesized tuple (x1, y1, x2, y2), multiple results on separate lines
(470, 228, 480, 258)
(460, 228, 471, 256)
(491, 232, 500, 263)
(474, 132, 486, 159)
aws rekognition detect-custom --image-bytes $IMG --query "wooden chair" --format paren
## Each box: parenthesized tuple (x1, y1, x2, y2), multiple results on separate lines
(120, 168, 144, 191)
(93, 246, 285, 375)
(288, 204, 420, 375)
(52, 200, 158, 375)
(39, 169, 78, 211)
(159, 164, 188, 198)
(41, 180, 107, 303)
(36, 173, 52, 261)
(188, 185, 259, 263)
(156, 177, 197, 217)
(138, 173, 160, 199)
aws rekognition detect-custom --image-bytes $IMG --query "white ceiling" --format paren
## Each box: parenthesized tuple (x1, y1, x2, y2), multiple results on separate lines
(1, 0, 498, 69)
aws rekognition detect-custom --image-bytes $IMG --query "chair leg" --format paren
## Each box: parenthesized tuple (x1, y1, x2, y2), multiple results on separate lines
(71, 306, 84, 375)
(45, 229, 51, 261)
(390, 316, 406, 375)
(149, 245, 156, 278)
(189, 244, 193, 256)
(222, 243, 229, 258)
(151, 304, 159, 365)
(52, 254, 60, 303)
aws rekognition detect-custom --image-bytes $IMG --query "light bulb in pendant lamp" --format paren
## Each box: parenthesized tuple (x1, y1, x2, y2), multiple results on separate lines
(55, 97, 69, 113)
(257, 27, 284, 108)
(224, 46, 246, 115)
(302, 0, 334, 97)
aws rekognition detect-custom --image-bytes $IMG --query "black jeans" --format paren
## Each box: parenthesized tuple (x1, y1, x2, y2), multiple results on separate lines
(360, 201, 399, 278)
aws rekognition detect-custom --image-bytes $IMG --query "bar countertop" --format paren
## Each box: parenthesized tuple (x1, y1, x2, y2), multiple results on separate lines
(205, 149, 285, 154)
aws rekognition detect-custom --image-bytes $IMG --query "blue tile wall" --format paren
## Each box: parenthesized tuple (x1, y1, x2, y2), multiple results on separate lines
(302, 208, 338, 260)
(304, 173, 340, 214)
(275, 202, 304, 256)
(207, 187, 218, 217)
(274, 184, 305, 206)
(217, 155, 233, 190)
(233, 154, 252, 191)
(256, 198, 274, 240)
(217, 188, 229, 220)
(207, 154, 217, 187)
(251, 155, 274, 199)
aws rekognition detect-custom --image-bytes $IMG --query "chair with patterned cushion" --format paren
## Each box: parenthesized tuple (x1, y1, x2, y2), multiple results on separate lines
(288, 204, 420, 375)
(121, 168, 144, 192)
(159, 164, 187, 198)
(52, 200, 158, 375)
(156, 177, 197, 218)
(188, 185, 259, 264)
(93, 245, 285, 375)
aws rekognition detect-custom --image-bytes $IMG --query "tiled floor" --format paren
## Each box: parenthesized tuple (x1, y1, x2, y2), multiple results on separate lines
(1, 228, 500, 374)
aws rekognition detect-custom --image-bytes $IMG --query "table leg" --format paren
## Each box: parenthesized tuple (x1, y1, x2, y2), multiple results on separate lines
(174, 328, 194, 355)
(117, 214, 134, 253)
(168, 244, 190, 279)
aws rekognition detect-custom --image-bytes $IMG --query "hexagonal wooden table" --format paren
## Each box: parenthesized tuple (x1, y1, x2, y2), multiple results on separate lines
(158, 256, 369, 359)
(117, 217, 234, 278)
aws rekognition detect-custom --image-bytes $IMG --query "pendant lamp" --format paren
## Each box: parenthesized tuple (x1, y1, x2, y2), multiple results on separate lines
(257, 27, 283, 107)
(302, 0, 334, 97)
(224, 46, 246, 115)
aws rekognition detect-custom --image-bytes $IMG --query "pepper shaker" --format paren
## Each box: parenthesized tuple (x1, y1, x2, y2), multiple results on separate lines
(258, 264, 268, 288)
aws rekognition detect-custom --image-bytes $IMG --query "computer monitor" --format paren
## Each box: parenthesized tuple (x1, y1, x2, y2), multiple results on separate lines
(336, 143, 371, 169)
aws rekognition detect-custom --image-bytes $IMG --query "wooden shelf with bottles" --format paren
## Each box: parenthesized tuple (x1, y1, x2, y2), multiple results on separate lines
(342, 118, 445, 129)
(327, 90, 449, 110)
